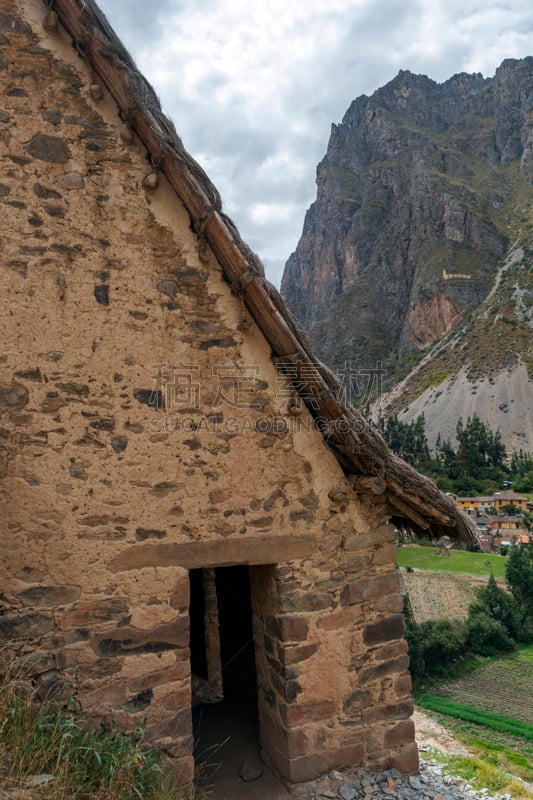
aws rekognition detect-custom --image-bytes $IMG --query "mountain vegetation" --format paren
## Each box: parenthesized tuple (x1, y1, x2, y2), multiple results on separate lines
(378, 412, 533, 495)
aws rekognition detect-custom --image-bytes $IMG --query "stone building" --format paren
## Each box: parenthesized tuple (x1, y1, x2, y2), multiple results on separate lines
(0, 0, 476, 788)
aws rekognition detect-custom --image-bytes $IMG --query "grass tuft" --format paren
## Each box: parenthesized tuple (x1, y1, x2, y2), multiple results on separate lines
(0, 654, 189, 799)
(426, 748, 533, 799)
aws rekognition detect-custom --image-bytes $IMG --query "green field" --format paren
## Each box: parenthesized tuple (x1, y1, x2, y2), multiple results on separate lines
(417, 648, 533, 796)
(418, 696, 533, 741)
(397, 545, 507, 578)
(426, 647, 533, 724)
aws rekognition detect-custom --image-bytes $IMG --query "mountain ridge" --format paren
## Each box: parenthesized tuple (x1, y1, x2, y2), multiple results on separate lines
(281, 57, 533, 448)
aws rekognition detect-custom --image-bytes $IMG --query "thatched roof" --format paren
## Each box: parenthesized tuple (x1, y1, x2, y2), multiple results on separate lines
(42, 0, 477, 543)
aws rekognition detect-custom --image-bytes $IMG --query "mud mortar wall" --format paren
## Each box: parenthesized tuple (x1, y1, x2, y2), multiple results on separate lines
(0, 0, 417, 784)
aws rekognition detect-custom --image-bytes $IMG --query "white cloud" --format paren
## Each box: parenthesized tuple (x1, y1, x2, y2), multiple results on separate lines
(98, 0, 533, 286)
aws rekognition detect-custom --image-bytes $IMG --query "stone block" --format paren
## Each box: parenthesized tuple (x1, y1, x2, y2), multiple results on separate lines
(159, 754, 194, 786)
(18, 650, 55, 676)
(135, 527, 167, 541)
(343, 688, 373, 713)
(283, 592, 333, 612)
(341, 573, 400, 607)
(278, 642, 319, 666)
(369, 640, 409, 662)
(127, 662, 189, 693)
(155, 734, 193, 758)
(0, 611, 54, 639)
(93, 617, 189, 656)
(0, 382, 29, 411)
(62, 598, 129, 627)
(375, 594, 404, 613)
(266, 614, 309, 643)
(372, 543, 397, 567)
(339, 552, 371, 573)
(0, 12, 32, 34)
(363, 614, 406, 646)
(361, 700, 413, 723)
(317, 605, 362, 630)
(77, 658, 123, 681)
(387, 741, 419, 774)
(146, 707, 192, 741)
(282, 698, 337, 725)
(18, 585, 80, 608)
(395, 671, 413, 698)
(384, 718, 416, 748)
(170, 579, 190, 610)
(357, 655, 410, 685)
(273, 743, 365, 783)
(80, 680, 126, 707)
(343, 525, 395, 551)
(24, 134, 69, 163)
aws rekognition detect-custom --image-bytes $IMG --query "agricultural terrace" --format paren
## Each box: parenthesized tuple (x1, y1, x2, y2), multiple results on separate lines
(397, 545, 507, 578)
(424, 647, 533, 726)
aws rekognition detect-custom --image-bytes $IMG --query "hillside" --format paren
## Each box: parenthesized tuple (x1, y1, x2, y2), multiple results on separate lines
(281, 58, 533, 448)
(377, 244, 533, 450)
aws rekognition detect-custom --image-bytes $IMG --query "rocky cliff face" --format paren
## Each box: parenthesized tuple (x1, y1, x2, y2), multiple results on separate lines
(282, 59, 533, 383)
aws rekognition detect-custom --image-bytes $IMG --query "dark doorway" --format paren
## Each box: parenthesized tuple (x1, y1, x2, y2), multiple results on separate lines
(191, 566, 261, 789)
(216, 565, 257, 702)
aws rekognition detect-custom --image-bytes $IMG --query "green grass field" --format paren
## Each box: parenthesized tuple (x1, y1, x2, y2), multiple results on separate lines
(417, 648, 533, 797)
(426, 647, 533, 725)
(397, 545, 507, 578)
(418, 696, 533, 741)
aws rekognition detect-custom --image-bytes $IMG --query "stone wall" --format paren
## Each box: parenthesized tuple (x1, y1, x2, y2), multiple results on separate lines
(0, 0, 417, 785)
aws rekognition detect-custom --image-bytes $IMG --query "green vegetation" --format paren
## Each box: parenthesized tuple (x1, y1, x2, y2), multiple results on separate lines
(404, 544, 533, 682)
(398, 546, 506, 578)
(379, 411, 533, 495)
(415, 647, 533, 797)
(414, 646, 533, 795)
(417, 696, 533, 742)
(0, 660, 184, 800)
(426, 747, 532, 799)
(429, 647, 533, 723)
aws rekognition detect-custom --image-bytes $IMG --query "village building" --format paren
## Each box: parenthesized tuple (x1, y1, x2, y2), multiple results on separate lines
(491, 491, 528, 513)
(454, 491, 529, 515)
(0, 0, 477, 789)
(454, 496, 494, 514)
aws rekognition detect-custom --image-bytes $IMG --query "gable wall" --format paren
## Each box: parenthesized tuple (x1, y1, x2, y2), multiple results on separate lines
(0, 0, 417, 785)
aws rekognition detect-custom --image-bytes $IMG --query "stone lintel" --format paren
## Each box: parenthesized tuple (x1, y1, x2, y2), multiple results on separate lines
(110, 534, 317, 572)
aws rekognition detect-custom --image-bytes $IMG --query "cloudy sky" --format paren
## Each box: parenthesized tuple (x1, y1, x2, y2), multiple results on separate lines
(97, 0, 533, 286)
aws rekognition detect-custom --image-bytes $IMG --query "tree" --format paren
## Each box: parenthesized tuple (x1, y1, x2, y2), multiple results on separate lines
(501, 503, 521, 516)
(378, 413, 431, 471)
(467, 613, 515, 656)
(505, 543, 533, 641)
(467, 574, 520, 641)
(455, 415, 505, 478)
(521, 511, 533, 534)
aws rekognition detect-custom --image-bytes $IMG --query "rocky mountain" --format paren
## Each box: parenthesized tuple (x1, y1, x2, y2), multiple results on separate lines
(281, 57, 533, 449)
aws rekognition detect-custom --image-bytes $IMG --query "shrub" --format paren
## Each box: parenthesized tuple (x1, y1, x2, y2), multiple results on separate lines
(466, 612, 515, 656)
(406, 618, 466, 681)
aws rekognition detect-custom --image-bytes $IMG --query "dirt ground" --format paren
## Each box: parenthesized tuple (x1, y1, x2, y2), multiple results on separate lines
(412, 709, 471, 756)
